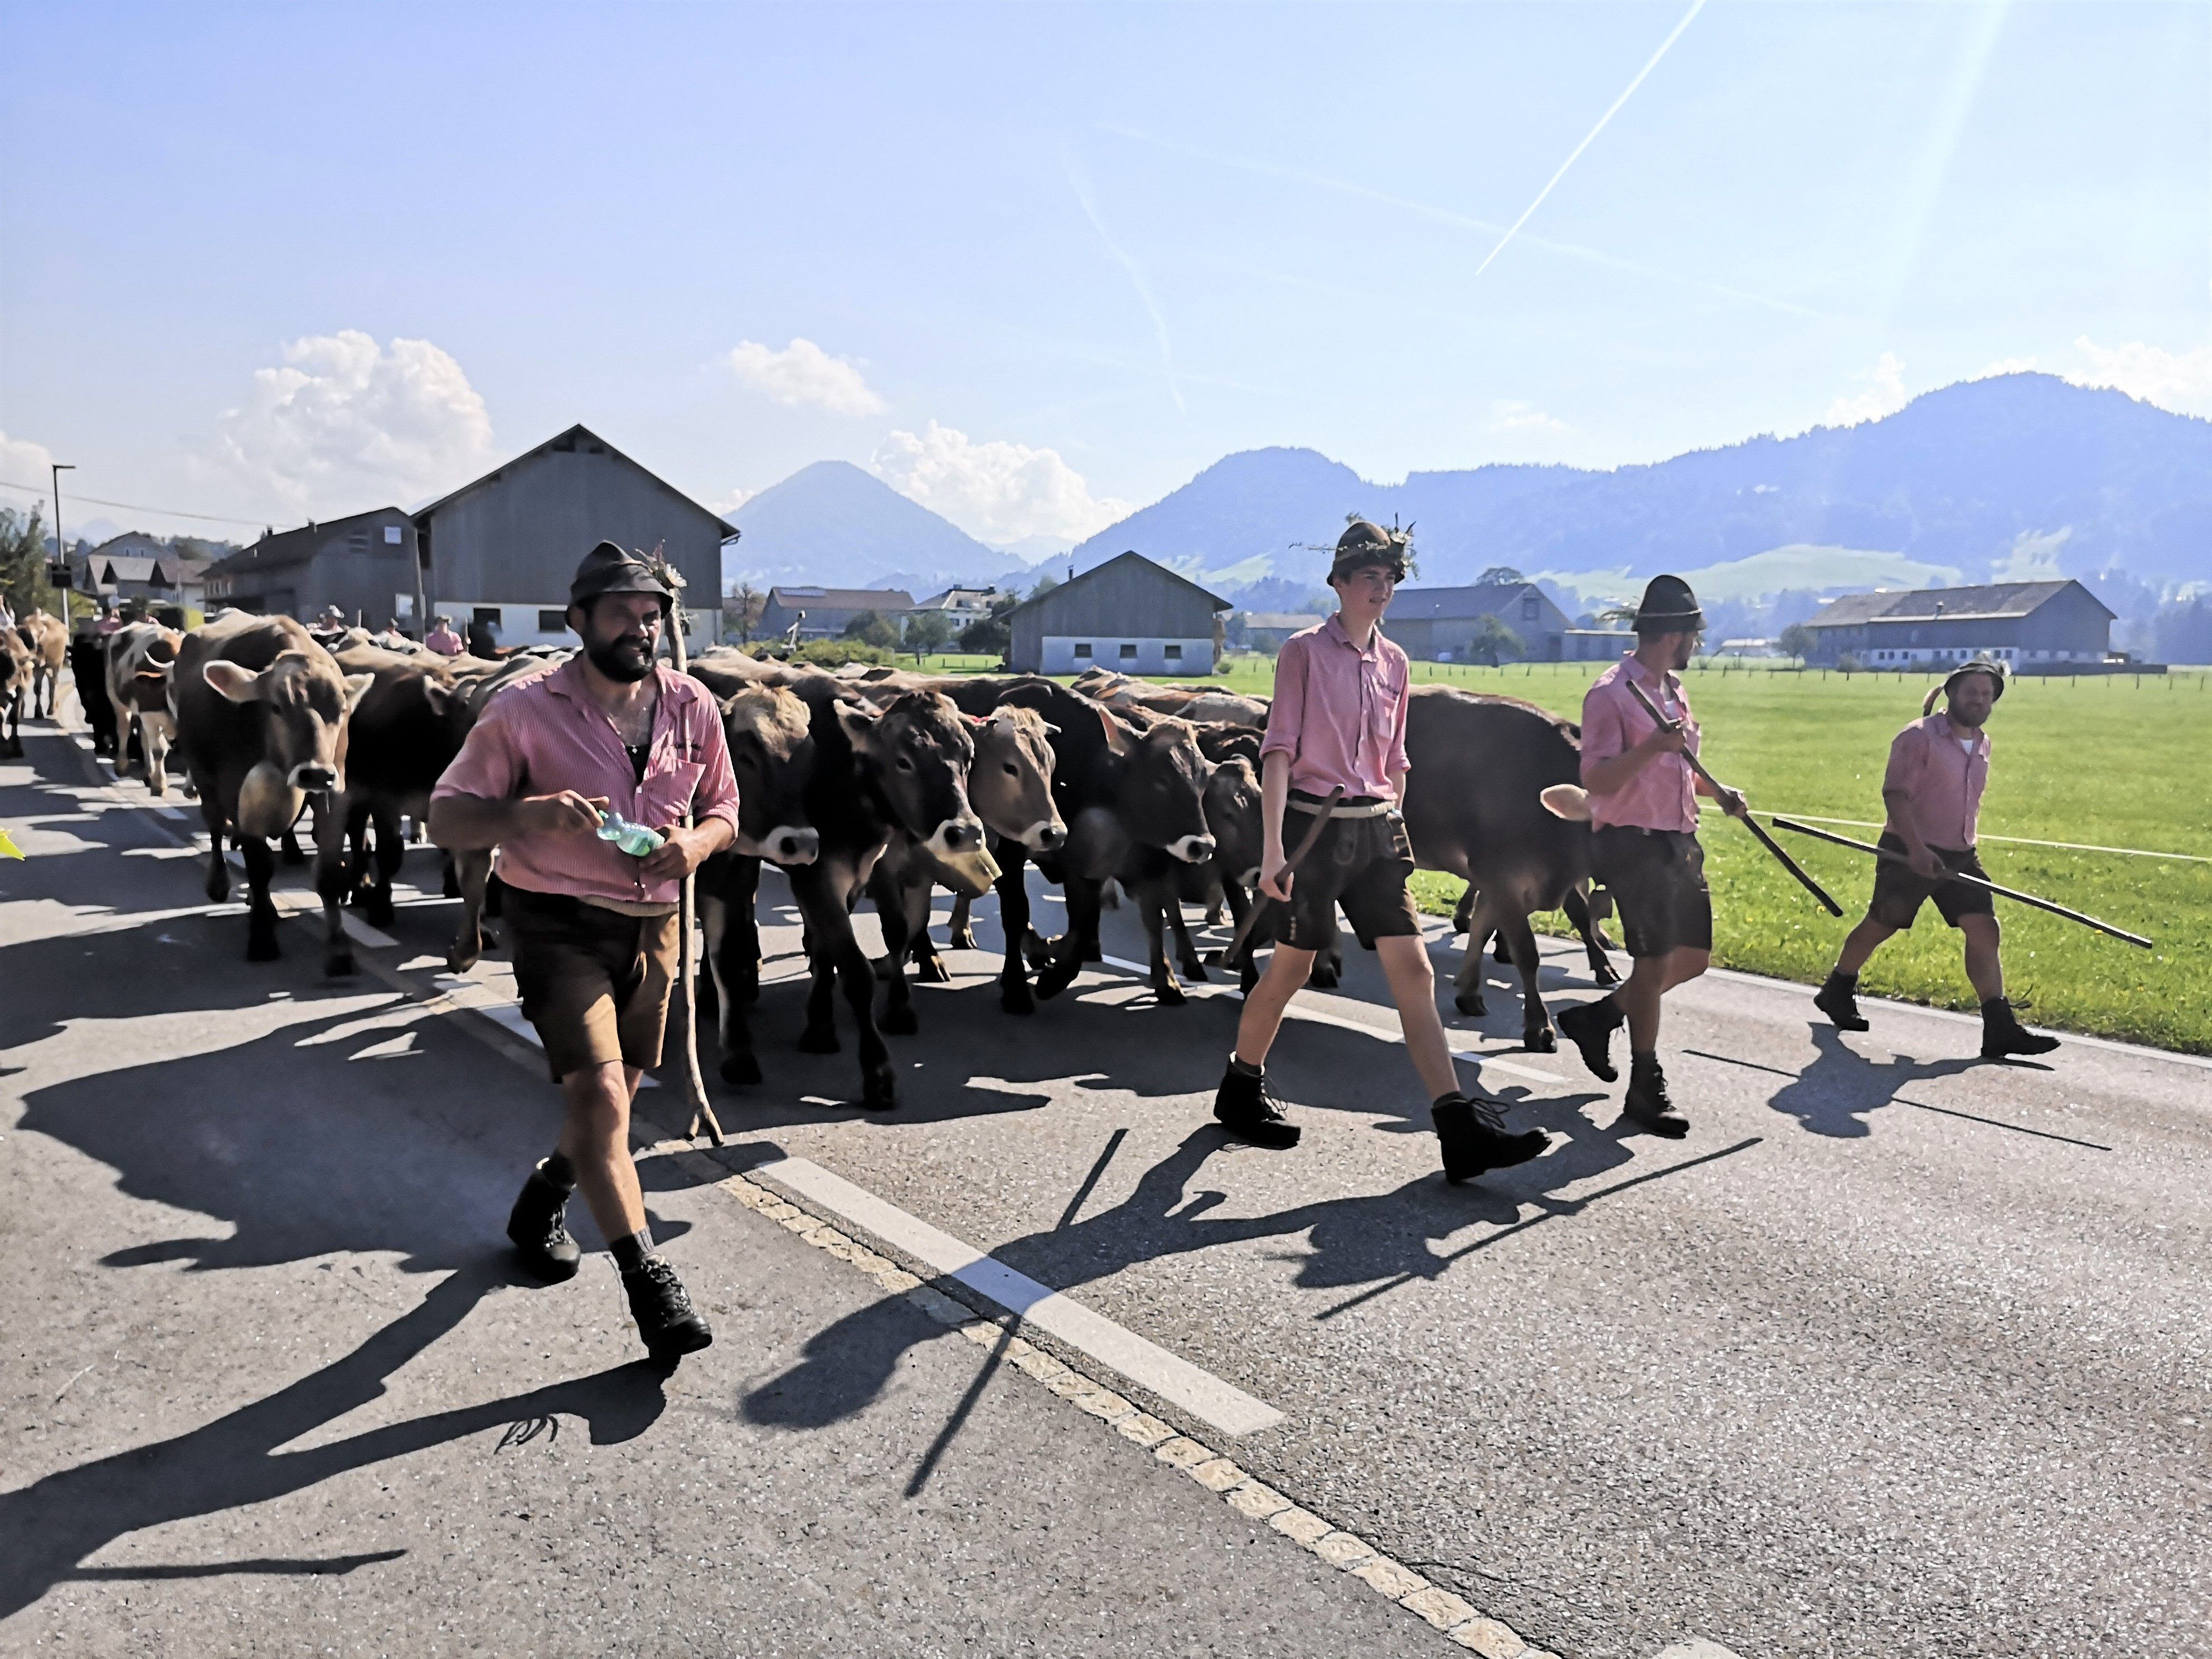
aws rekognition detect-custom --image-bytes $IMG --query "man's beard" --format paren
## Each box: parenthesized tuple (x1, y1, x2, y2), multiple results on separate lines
(1949, 702, 1989, 729)
(585, 634, 655, 683)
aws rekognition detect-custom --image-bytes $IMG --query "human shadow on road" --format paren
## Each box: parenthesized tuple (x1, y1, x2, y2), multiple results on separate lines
(0, 1263, 667, 1621)
(1699, 1027, 1983, 1138)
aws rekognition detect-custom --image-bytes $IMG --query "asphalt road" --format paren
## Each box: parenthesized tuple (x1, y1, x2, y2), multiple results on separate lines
(5, 701, 2207, 1657)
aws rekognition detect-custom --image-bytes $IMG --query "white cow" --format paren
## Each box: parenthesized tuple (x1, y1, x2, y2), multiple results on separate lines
(104, 622, 186, 797)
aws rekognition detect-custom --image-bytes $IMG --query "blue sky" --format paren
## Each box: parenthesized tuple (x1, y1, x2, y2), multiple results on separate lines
(2, 1, 2206, 549)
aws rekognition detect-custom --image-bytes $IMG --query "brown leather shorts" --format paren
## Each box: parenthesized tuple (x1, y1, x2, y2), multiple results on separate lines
(505, 886, 679, 1083)
(1592, 827, 1712, 959)
(1869, 833, 1995, 930)
(1278, 801, 1422, 952)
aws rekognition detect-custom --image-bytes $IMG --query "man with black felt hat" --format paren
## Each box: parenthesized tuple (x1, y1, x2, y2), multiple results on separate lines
(430, 540, 740, 1362)
(1812, 657, 2057, 1059)
(1555, 575, 1748, 1137)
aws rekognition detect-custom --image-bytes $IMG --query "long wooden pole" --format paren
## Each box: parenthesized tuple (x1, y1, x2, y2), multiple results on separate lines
(650, 547, 725, 1144)
(1622, 675, 1843, 916)
(1769, 817, 2153, 949)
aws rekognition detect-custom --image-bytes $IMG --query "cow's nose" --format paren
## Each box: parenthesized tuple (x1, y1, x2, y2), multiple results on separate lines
(942, 819, 978, 851)
(290, 764, 337, 792)
(1037, 823, 1067, 851)
(775, 828, 821, 865)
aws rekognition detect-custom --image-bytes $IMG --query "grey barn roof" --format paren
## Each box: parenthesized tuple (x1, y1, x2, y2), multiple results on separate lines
(412, 423, 736, 539)
(207, 506, 408, 578)
(767, 586, 916, 611)
(1387, 583, 1546, 620)
(1806, 581, 2112, 628)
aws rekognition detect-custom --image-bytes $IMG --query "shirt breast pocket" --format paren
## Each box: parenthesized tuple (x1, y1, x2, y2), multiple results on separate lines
(636, 759, 705, 828)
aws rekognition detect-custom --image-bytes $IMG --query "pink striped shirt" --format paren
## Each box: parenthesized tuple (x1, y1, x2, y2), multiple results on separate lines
(1258, 613, 1412, 800)
(1883, 714, 1990, 848)
(431, 657, 740, 905)
(1579, 654, 1701, 833)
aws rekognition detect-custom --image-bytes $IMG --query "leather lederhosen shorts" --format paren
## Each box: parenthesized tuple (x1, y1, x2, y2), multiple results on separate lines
(1277, 793, 1422, 952)
(504, 886, 680, 1083)
(1591, 826, 1712, 959)
(1869, 833, 1996, 930)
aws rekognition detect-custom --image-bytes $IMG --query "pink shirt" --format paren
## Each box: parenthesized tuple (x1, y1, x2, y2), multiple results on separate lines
(1259, 613, 1412, 801)
(431, 657, 740, 905)
(425, 627, 463, 657)
(1580, 654, 1701, 833)
(1883, 714, 1990, 848)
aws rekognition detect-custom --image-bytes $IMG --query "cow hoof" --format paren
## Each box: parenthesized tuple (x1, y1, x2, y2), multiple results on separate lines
(1180, 960, 1210, 984)
(798, 1026, 841, 1055)
(326, 952, 357, 979)
(1592, 960, 1622, 987)
(720, 1052, 763, 1086)
(915, 956, 951, 985)
(1154, 980, 1186, 1007)
(948, 927, 978, 951)
(1525, 1026, 1557, 1053)
(884, 1006, 919, 1036)
(447, 947, 482, 974)
(1455, 988, 1488, 1016)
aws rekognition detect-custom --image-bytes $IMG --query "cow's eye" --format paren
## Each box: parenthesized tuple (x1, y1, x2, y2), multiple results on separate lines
(896, 756, 915, 772)
(1002, 762, 1018, 776)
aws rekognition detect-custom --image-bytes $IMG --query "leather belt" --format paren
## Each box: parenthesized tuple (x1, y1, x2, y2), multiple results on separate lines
(1289, 792, 1394, 820)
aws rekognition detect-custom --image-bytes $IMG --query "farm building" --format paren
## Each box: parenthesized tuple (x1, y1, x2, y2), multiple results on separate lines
(413, 425, 732, 648)
(1242, 612, 1325, 653)
(203, 508, 421, 628)
(912, 585, 1005, 623)
(1008, 552, 1228, 675)
(758, 586, 916, 643)
(1801, 580, 2115, 669)
(1384, 583, 1574, 662)
(1564, 628, 1636, 661)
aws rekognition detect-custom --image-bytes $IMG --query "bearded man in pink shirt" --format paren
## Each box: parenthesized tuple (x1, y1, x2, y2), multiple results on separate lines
(1212, 521, 1549, 1183)
(429, 542, 738, 1363)
(1555, 576, 1749, 1138)
(1812, 658, 2057, 1060)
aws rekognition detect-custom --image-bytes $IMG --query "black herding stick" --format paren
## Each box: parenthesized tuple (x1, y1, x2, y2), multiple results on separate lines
(1769, 817, 2154, 949)
(1221, 785, 1345, 968)
(1621, 676, 1842, 917)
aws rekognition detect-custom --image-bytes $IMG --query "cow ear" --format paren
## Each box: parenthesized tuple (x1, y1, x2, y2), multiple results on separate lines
(421, 677, 458, 716)
(1097, 705, 1134, 756)
(203, 661, 268, 704)
(1540, 784, 1592, 822)
(342, 673, 375, 712)
(836, 700, 880, 748)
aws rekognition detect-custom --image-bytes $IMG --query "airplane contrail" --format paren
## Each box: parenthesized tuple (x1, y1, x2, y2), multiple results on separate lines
(1474, 0, 1708, 280)
(1065, 153, 1187, 415)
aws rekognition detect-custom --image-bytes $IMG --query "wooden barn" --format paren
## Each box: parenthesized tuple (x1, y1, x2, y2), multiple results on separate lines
(1007, 552, 1229, 676)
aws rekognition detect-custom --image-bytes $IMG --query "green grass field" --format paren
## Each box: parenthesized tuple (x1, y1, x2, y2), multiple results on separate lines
(1209, 656, 2212, 1055)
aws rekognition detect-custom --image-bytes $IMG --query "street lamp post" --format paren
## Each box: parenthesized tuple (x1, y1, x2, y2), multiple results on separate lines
(50, 463, 75, 618)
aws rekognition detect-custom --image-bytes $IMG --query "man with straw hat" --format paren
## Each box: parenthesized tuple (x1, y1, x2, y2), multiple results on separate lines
(1555, 575, 1748, 1137)
(1210, 519, 1549, 1183)
(1812, 657, 2058, 1059)
(429, 541, 739, 1362)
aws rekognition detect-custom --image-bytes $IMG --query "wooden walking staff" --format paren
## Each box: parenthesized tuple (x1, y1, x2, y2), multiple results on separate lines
(1221, 786, 1346, 967)
(645, 546, 726, 1144)
(1769, 817, 2155, 949)
(1622, 675, 1844, 917)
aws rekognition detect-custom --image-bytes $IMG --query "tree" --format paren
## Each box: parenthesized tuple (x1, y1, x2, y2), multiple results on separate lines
(1465, 615, 1525, 666)
(905, 608, 953, 663)
(0, 507, 60, 619)
(1029, 573, 1060, 600)
(725, 582, 766, 643)
(1476, 565, 1526, 586)
(1778, 622, 1816, 662)
(958, 591, 1021, 659)
(842, 609, 900, 650)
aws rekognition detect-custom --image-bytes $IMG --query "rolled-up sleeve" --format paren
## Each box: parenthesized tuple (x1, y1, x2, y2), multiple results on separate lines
(1579, 682, 1627, 786)
(1258, 636, 1308, 765)
(431, 699, 521, 802)
(688, 693, 741, 835)
(1384, 660, 1411, 777)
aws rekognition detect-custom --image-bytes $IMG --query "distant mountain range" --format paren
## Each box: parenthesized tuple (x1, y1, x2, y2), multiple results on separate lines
(724, 376, 2212, 607)
(1069, 375, 2212, 604)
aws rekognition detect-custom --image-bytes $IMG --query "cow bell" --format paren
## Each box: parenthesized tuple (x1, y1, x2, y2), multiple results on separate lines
(237, 760, 305, 840)
(933, 845, 1002, 900)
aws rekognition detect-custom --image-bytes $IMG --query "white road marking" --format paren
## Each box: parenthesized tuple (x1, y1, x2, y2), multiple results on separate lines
(755, 1153, 1283, 1438)
(153, 805, 186, 820)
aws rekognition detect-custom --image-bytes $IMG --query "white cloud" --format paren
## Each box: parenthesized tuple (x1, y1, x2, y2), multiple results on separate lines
(1488, 400, 1570, 434)
(1991, 526, 2071, 581)
(1976, 356, 2040, 379)
(1823, 351, 1909, 426)
(871, 421, 1131, 545)
(2067, 337, 2212, 416)
(710, 486, 756, 516)
(208, 331, 496, 517)
(725, 338, 885, 416)
(0, 431, 56, 492)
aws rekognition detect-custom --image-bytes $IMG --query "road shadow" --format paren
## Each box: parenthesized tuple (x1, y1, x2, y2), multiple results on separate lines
(1689, 1028, 1983, 1138)
(0, 1263, 667, 1620)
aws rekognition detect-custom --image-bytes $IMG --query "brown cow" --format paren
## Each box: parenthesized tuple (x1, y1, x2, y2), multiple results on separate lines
(0, 629, 34, 757)
(103, 622, 185, 796)
(16, 612, 66, 719)
(174, 613, 373, 968)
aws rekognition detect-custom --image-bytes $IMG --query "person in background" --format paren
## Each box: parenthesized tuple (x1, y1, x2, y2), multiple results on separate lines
(425, 615, 463, 657)
(465, 613, 500, 658)
(1813, 658, 2058, 1061)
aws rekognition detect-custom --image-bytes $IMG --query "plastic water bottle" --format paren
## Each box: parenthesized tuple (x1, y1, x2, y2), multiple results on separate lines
(595, 809, 666, 858)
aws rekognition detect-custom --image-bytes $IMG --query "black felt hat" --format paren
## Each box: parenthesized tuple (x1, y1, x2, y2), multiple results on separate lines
(1632, 574, 1705, 634)
(1923, 656, 2008, 715)
(569, 541, 675, 609)
(1330, 519, 1410, 583)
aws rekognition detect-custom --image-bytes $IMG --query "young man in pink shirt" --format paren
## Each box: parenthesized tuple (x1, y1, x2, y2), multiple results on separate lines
(429, 542, 739, 1362)
(1212, 521, 1549, 1183)
(1555, 576, 1749, 1137)
(1813, 658, 2056, 1060)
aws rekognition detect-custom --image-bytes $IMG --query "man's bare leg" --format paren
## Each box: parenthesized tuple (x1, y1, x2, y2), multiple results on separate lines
(1374, 934, 1457, 1100)
(556, 1061, 647, 1246)
(1234, 942, 1316, 1070)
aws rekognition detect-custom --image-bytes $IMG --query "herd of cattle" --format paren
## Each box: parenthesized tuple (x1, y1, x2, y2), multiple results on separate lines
(26, 608, 1624, 1113)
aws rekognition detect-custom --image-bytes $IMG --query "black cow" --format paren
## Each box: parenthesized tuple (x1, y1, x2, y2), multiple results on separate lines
(70, 636, 118, 756)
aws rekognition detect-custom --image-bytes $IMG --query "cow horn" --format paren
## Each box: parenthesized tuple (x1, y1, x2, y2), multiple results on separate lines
(1540, 784, 1591, 821)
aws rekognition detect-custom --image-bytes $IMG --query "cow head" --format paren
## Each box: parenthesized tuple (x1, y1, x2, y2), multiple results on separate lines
(968, 706, 1065, 853)
(202, 650, 373, 794)
(1104, 711, 1216, 864)
(1202, 754, 1265, 889)
(839, 690, 997, 895)
(722, 684, 820, 866)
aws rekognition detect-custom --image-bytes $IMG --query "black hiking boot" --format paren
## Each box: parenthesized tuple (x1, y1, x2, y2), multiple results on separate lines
(623, 1257, 715, 1361)
(1213, 1063, 1301, 1149)
(1620, 1055, 1689, 1139)
(1556, 995, 1624, 1083)
(1432, 1093, 1549, 1184)
(1980, 997, 2059, 1060)
(1813, 970, 1871, 1032)
(505, 1161, 581, 1282)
